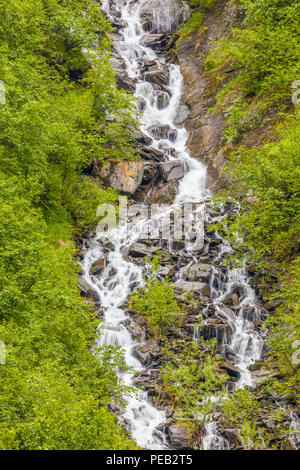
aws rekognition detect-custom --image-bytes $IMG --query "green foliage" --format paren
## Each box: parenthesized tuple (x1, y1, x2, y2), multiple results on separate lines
(264, 258, 300, 401)
(223, 100, 263, 144)
(177, 0, 217, 41)
(206, 0, 300, 107)
(222, 113, 300, 263)
(0, 0, 138, 450)
(0, 176, 136, 449)
(160, 341, 226, 447)
(222, 387, 287, 450)
(178, 12, 204, 40)
(129, 276, 182, 334)
(0, 0, 137, 238)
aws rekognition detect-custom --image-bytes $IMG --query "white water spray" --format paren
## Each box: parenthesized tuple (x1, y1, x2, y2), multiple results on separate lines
(82, 0, 268, 449)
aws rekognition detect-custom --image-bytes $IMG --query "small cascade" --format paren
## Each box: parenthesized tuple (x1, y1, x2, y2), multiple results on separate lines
(80, 0, 291, 450)
(202, 422, 230, 451)
(82, 0, 207, 449)
(288, 412, 300, 450)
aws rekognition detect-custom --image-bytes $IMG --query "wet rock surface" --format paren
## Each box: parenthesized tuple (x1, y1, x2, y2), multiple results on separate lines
(159, 160, 185, 182)
(78, 0, 298, 452)
(177, 1, 243, 192)
(79, 278, 99, 302)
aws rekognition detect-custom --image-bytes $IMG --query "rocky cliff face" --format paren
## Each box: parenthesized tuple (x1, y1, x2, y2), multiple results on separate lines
(177, 1, 243, 192)
(81, 0, 298, 450)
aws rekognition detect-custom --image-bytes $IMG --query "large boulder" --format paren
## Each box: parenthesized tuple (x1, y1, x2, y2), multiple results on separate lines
(168, 425, 190, 450)
(132, 339, 160, 366)
(174, 280, 211, 297)
(89, 258, 106, 276)
(174, 104, 190, 126)
(145, 180, 179, 205)
(159, 160, 185, 182)
(79, 278, 99, 302)
(185, 263, 212, 282)
(101, 161, 144, 195)
(128, 242, 159, 258)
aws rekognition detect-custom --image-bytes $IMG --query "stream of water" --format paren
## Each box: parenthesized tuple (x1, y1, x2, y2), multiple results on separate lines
(81, 0, 269, 450)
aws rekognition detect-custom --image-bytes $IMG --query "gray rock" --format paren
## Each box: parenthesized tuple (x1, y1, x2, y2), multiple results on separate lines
(217, 306, 235, 323)
(96, 237, 115, 251)
(145, 180, 179, 205)
(79, 278, 99, 302)
(139, 146, 165, 162)
(221, 361, 241, 379)
(125, 320, 146, 341)
(174, 280, 211, 297)
(132, 339, 160, 366)
(143, 69, 170, 87)
(223, 293, 240, 307)
(168, 425, 190, 449)
(158, 265, 177, 279)
(185, 263, 212, 282)
(128, 242, 158, 258)
(148, 124, 178, 142)
(159, 160, 185, 182)
(174, 104, 190, 126)
(143, 33, 174, 53)
(89, 258, 106, 276)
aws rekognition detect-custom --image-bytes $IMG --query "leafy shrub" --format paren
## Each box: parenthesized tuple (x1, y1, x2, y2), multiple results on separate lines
(129, 277, 182, 333)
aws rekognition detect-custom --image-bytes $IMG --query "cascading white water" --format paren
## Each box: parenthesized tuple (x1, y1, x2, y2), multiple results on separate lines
(82, 0, 207, 449)
(201, 229, 265, 449)
(81, 0, 267, 450)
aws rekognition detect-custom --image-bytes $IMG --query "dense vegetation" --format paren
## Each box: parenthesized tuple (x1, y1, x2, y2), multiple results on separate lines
(0, 0, 138, 449)
(129, 256, 183, 334)
(177, 0, 300, 444)
(1, 0, 299, 451)
(209, 0, 300, 404)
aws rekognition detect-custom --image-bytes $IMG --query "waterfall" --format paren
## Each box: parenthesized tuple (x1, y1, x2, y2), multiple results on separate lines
(81, 0, 268, 449)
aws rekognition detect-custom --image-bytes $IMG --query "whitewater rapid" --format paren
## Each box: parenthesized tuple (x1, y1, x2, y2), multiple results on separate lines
(81, 0, 267, 449)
